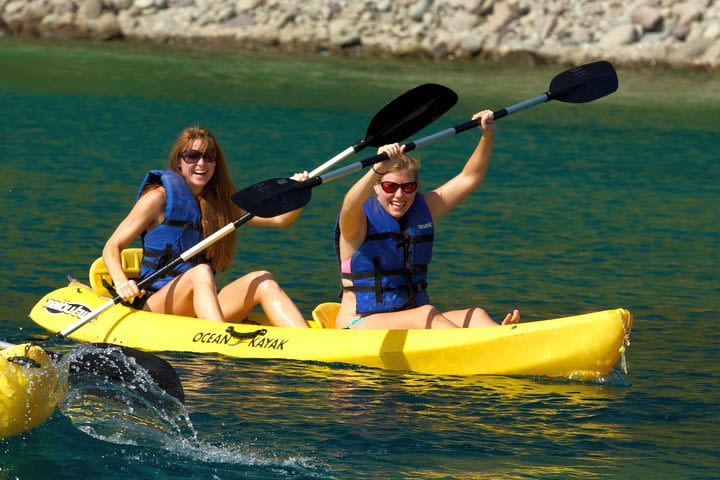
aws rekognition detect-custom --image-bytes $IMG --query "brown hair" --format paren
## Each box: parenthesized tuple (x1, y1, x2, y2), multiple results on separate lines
(167, 126, 237, 271)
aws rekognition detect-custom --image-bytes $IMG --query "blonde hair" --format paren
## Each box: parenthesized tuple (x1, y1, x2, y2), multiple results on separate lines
(167, 126, 237, 271)
(378, 153, 421, 181)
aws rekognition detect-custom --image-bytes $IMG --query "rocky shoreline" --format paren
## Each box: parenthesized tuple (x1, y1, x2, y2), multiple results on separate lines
(2, 0, 719, 70)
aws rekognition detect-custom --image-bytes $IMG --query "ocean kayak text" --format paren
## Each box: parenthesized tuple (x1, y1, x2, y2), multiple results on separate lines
(192, 332, 288, 349)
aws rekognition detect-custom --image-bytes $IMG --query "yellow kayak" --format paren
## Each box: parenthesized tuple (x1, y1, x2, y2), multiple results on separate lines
(28, 249, 633, 379)
(0, 343, 61, 439)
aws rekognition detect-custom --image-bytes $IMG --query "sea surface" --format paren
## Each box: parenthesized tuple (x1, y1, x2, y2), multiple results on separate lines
(1, 40, 719, 479)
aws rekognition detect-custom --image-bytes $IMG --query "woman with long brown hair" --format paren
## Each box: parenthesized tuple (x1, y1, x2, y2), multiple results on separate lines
(102, 125, 308, 327)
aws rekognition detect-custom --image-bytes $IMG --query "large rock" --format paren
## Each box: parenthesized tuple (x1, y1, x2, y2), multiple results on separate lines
(671, 1, 703, 25)
(91, 12, 123, 40)
(77, 0, 103, 23)
(632, 5, 663, 32)
(484, 2, 520, 33)
(441, 11, 480, 31)
(599, 24, 639, 48)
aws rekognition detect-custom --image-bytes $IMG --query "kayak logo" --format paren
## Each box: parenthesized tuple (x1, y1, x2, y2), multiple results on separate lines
(192, 332, 233, 345)
(44, 299, 92, 319)
(247, 336, 288, 350)
(192, 331, 288, 349)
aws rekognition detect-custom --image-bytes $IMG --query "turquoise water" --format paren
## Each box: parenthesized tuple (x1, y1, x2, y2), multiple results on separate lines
(1, 40, 719, 478)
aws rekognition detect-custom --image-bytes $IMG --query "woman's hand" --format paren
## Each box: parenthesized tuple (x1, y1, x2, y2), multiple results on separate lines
(472, 110, 496, 137)
(374, 143, 405, 174)
(290, 170, 309, 181)
(116, 279, 144, 301)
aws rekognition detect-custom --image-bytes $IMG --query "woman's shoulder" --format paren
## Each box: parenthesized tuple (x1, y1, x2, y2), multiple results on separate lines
(137, 185, 166, 208)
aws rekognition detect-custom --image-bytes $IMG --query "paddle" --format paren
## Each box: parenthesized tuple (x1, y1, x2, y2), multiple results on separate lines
(231, 61, 619, 217)
(49, 83, 457, 341)
(308, 83, 458, 177)
(0, 340, 184, 403)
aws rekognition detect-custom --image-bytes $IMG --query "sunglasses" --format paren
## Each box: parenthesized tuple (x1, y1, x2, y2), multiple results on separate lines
(380, 181, 418, 194)
(180, 149, 215, 164)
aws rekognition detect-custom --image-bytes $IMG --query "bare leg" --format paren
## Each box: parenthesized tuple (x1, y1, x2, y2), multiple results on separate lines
(336, 291, 519, 329)
(340, 304, 458, 329)
(218, 270, 308, 328)
(443, 308, 521, 327)
(143, 264, 225, 321)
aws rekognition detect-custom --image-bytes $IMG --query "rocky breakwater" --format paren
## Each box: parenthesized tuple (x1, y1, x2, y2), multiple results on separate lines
(1, 0, 719, 70)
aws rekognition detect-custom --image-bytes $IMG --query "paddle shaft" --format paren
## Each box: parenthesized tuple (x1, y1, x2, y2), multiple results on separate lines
(310, 83, 457, 177)
(314, 93, 549, 186)
(399, 93, 550, 152)
(308, 144, 362, 178)
(355, 61, 617, 161)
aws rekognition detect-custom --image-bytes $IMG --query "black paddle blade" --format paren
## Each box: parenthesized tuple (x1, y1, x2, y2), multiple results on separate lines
(70, 343, 185, 403)
(365, 83, 458, 146)
(548, 61, 619, 103)
(231, 177, 313, 218)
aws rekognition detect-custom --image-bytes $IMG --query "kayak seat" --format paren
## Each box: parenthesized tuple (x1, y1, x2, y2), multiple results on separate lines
(311, 302, 341, 329)
(89, 248, 143, 298)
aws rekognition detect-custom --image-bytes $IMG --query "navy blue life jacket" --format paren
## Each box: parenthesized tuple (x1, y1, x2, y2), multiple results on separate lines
(137, 170, 207, 292)
(334, 195, 435, 315)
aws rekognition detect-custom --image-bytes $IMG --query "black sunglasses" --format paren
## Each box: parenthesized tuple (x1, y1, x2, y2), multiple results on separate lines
(380, 181, 418, 194)
(180, 149, 215, 164)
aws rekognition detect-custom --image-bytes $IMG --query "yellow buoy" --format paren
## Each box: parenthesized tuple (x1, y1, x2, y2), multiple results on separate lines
(0, 343, 61, 438)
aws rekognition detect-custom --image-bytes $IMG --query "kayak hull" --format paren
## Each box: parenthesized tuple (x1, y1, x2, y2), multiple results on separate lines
(0, 343, 61, 438)
(29, 283, 632, 379)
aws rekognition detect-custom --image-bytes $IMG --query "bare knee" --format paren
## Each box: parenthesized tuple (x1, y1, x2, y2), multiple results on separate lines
(417, 304, 441, 317)
(249, 270, 281, 295)
(250, 270, 276, 285)
(469, 307, 491, 327)
(249, 269, 273, 280)
(469, 307, 489, 319)
(184, 264, 216, 288)
(417, 304, 447, 328)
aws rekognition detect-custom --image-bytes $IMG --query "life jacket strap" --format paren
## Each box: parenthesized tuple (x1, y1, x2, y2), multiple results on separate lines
(395, 234, 434, 249)
(345, 281, 428, 294)
(162, 219, 203, 230)
(341, 264, 428, 280)
(141, 244, 209, 277)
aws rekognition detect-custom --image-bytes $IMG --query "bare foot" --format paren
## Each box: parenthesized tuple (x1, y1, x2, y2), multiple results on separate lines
(501, 309, 521, 325)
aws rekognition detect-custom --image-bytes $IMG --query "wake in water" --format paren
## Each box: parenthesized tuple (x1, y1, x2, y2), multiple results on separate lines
(565, 366, 632, 386)
(54, 344, 331, 478)
(56, 343, 195, 448)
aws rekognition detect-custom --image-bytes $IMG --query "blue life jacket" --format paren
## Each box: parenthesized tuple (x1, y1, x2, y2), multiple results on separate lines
(334, 195, 434, 315)
(137, 170, 207, 292)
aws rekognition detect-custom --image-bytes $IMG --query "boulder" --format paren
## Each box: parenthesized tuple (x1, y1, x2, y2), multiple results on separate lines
(91, 11, 122, 40)
(484, 1, 520, 33)
(599, 23, 639, 48)
(631, 5, 663, 32)
(671, 1, 703, 25)
(77, 0, 103, 22)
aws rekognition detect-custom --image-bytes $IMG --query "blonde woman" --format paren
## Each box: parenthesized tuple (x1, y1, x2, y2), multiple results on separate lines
(103, 126, 308, 327)
(334, 111, 520, 329)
